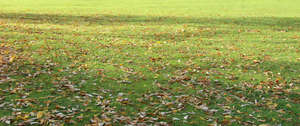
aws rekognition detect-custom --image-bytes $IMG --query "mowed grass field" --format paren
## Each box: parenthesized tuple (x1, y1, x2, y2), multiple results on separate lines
(0, 0, 300, 125)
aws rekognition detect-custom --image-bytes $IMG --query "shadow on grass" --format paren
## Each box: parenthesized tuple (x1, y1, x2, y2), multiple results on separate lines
(2, 13, 300, 43)
(0, 13, 300, 29)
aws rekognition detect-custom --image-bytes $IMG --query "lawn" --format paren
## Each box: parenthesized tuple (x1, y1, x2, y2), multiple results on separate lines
(0, 0, 300, 125)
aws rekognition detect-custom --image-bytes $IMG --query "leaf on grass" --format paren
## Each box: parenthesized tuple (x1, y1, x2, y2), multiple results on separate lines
(37, 111, 44, 119)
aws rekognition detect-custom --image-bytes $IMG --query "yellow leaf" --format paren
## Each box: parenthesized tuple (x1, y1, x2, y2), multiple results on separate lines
(23, 114, 29, 120)
(104, 118, 111, 122)
(224, 115, 232, 119)
(16, 115, 22, 120)
(0, 55, 3, 64)
(199, 117, 205, 120)
(37, 111, 44, 119)
(259, 124, 270, 126)
(9, 55, 16, 62)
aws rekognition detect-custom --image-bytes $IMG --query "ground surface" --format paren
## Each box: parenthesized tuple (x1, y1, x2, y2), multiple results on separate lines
(0, 0, 300, 125)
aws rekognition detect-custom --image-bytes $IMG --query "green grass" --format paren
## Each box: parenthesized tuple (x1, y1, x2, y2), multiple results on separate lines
(0, 0, 300, 125)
